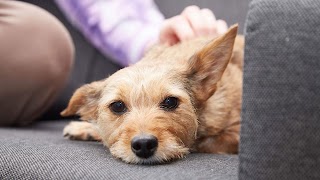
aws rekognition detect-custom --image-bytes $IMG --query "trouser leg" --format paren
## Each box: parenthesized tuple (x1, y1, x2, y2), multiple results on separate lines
(0, 1, 74, 126)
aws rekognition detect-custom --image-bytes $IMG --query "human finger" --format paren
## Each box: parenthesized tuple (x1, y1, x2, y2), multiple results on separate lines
(159, 15, 195, 45)
(182, 5, 210, 36)
(216, 19, 228, 35)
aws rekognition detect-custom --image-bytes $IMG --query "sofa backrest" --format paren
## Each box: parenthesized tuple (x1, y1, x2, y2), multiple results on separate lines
(240, 0, 320, 179)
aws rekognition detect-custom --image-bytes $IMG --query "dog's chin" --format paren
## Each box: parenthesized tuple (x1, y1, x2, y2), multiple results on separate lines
(109, 140, 190, 164)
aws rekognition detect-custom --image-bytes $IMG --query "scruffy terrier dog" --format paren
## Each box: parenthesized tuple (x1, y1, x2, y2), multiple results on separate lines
(61, 25, 244, 164)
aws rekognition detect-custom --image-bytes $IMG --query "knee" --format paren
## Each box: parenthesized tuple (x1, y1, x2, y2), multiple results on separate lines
(23, 1, 75, 83)
(0, 1, 74, 84)
(0, 1, 75, 126)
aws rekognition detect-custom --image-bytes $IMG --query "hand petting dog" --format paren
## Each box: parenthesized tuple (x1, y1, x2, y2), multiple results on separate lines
(159, 5, 228, 46)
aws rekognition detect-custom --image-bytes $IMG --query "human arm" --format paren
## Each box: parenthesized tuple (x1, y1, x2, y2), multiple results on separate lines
(55, 0, 164, 66)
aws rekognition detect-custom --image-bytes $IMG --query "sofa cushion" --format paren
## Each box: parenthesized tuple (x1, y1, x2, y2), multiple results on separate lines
(0, 120, 238, 179)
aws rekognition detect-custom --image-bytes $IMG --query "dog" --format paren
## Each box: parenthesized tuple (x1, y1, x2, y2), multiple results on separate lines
(61, 25, 244, 164)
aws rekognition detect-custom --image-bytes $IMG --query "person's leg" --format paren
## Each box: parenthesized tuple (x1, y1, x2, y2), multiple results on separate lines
(0, 1, 74, 126)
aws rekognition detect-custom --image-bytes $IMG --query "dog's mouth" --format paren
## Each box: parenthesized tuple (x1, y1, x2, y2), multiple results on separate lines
(109, 134, 189, 164)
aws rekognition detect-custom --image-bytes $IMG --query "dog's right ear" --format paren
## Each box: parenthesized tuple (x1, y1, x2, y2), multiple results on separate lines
(187, 25, 238, 105)
(60, 81, 105, 121)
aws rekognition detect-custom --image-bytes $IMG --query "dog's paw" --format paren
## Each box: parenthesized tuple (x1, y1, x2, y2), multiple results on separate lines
(63, 121, 102, 141)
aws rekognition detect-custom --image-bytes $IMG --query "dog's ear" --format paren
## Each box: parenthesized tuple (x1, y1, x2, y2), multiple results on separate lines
(60, 80, 105, 121)
(187, 25, 238, 103)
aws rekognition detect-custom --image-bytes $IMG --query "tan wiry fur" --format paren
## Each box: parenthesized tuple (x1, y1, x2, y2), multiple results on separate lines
(61, 25, 244, 164)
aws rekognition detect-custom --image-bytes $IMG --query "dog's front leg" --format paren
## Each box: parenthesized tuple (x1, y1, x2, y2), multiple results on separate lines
(63, 121, 101, 141)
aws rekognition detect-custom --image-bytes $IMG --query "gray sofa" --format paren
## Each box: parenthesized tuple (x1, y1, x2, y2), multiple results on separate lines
(1, 0, 320, 179)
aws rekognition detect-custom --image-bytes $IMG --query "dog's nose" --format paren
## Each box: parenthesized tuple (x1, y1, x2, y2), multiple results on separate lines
(131, 135, 158, 159)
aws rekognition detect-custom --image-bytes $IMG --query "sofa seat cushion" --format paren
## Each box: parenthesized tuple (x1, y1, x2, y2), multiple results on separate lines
(0, 120, 238, 179)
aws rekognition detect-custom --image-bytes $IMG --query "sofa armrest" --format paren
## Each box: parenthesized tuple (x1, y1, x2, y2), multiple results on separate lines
(239, 0, 320, 179)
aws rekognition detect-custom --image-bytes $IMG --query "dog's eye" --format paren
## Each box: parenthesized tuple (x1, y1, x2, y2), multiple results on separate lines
(109, 101, 127, 115)
(160, 97, 179, 111)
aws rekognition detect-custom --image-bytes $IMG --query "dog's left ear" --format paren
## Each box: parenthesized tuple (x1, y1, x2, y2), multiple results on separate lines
(187, 24, 238, 103)
(60, 80, 105, 121)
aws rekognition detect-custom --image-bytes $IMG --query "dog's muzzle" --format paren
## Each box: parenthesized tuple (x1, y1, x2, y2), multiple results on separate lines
(131, 135, 158, 159)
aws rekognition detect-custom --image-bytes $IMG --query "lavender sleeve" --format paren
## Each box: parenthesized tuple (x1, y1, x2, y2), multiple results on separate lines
(55, 0, 164, 66)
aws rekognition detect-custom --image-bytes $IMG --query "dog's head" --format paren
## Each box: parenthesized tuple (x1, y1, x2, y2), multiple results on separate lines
(61, 25, 238, 164)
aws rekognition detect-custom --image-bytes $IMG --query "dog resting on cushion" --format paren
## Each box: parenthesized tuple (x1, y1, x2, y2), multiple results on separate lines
(61, 25, 244, 164)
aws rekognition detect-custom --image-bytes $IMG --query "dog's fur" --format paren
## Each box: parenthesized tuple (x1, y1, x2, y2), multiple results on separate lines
(61, 25, 244, 164)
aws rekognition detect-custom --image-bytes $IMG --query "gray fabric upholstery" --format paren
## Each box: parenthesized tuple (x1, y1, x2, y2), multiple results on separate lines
(239, 0, 320, 179)
(0, 120, 238, 180)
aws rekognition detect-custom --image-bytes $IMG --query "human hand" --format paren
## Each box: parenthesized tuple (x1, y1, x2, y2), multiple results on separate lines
(159, 6, 228, 45)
